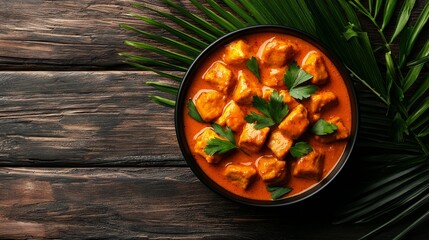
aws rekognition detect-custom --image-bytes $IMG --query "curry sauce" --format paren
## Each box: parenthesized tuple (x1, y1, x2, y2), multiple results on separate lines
(182, 32, 352, 201)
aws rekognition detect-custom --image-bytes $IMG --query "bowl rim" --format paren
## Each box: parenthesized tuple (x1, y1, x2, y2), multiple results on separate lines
(174, 25, 359, 207)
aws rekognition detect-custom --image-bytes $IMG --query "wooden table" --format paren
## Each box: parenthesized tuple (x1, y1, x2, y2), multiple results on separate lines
(1, 1, 428, 239)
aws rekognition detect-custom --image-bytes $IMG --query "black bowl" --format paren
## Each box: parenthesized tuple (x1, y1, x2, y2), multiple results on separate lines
(175, 25, 358, 207)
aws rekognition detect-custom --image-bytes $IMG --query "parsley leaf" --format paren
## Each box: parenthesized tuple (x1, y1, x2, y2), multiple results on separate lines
(252, 95, 271, 116)
(244, 112, 275, 129)
(204, 124, 237, 156)
(267, 186, 293, 200)
(187, 99, 204, 122)
(284, 61, 318, 100)
(290, 141, 313, 158)
(246, 56, 260, 81)
(244, 90, 289, 129)
(284, 61, 313, 88)
(268, 90, 289, 123)
(288, 85, 318, 100)
(212, 123, 235, 144)
(312, 119, 338, 135)
(204, 138, 237, 155)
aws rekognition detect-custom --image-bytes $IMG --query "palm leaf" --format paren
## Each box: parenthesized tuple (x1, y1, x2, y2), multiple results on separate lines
(126, 11, 209, 48)
(149, 95, 176, 107)
(123, 61, 182, 82)
(399, 2, 429, 67)
(205, 0, 247, 28)
(189, 0, 237, 32)
(119, 23, 201, 57)
(381, 0, 399, 30)
(390, 0, 416, 42)
(120, 0, 429, 238)
(403, 40, 429, 92)
(146, 81, 179, 95)
(123, 40, 194, 65)
(393, 210, 429, 240)
(375, 0, 384, 18)
(418, 125, 429, 138)
(408, 72, 429, 109)
(407, 55, 429, 67)
(359, 192, 429, 240)
(161, 0, 225, 36)
(118, 53, 188, 71)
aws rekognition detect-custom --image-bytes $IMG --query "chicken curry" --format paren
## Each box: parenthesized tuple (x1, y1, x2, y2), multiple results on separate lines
(182, 32, 352, 201)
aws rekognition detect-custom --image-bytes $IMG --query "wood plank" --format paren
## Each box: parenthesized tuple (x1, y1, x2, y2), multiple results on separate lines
(1, 167, 427, 239)
(2, 0, 426, 70)
(0, 71, 183, 166)
(0, 0, 205, 70)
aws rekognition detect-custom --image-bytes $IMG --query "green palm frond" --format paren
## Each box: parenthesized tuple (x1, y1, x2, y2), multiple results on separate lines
(205, 0, 247, 28)
(120, 0, 429, 238)
(161, 0, 226, 36)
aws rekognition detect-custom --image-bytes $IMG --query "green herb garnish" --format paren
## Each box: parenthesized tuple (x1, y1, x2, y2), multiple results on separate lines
(246, 56, 260, 81)
(204, 138, 237, 155)
(284, 61, 318, 100)
(267, 186, 293, 200)
(244, 112, 275, 130)
(187, 99, 204, 122)
(212, 123, 236, 144)
(204, 124, 237, 156)
(244, 90, 289, 129)
(312, 119, 338, 135)
(290, 141, 313, 158)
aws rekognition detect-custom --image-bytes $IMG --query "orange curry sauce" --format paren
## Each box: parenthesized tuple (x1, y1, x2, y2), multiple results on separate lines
(182, 32, 352, 201)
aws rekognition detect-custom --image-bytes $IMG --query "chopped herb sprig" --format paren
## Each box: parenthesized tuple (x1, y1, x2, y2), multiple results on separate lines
(284, 61, 318, 100)
(212, 123, 236, 144)
(204, 124, 237, 156)
(312, 119, 338, 135)
(290, 141, 313, 158)
(267, 186, 293, 200)
(244, 90, 289, 129)
(187, 99, 204, 122)
(204, 138, 237, 155)
(246, 56, 260, 81)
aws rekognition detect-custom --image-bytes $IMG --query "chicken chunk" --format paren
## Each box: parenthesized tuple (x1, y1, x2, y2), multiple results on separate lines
(203, 61, 235, 94)
(309, 91, 337, 122)
(256, 156, 287, 186)
(267, 130, 294, 159)
(278, 104, 309, 139)
(302, 51, 329, 85)
(262, 88, 299, 110)
(232, 70, 262, 105)
(223, 39, 249, 65)
(259, 38, 298, 67)
(292, 149, 323, 181)
(238, 123, 270, 152)
(279, 90, 299, 110)
(194, 127, 223, 164)
(224, 164, 257, 189)
(314, 117, 350, 143)
(194, 90, 227, 122)
(216, 100, 246, 132)
(262, 67, 286, 87)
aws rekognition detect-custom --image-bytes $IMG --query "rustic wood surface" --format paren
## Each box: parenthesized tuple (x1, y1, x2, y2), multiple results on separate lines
(0, 0, 206, 70)
(0, 71, 181, 166)
(0, 167, 427, 240)
(0, 0, 428, 239)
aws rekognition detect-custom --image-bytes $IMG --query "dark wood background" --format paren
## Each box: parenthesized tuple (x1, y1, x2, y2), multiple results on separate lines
(1, 1, 428, 239)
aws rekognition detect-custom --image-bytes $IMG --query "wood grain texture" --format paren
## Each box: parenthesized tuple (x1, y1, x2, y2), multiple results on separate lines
(3, 0, 426, 70)
(1, 0, 429, 239)
(0, 0, 205, 70)
(1, 167, 427, 240)
(0, 71, 182, 166)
